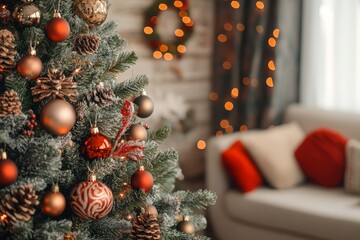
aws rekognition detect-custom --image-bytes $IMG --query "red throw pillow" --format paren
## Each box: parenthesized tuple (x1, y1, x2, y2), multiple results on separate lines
(295, 128, 348, 188)
(222, 141, 263, 193)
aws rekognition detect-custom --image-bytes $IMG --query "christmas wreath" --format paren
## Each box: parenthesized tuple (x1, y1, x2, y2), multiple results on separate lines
(144, 0, 194, 60)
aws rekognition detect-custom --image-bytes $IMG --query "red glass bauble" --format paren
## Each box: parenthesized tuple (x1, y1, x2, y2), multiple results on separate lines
(0, 151, 18, 186)
(70, 173, 113, 220)
(45, 15, 70, 43)
(82, 127, 112, 160)
(131, 165, 154, 193)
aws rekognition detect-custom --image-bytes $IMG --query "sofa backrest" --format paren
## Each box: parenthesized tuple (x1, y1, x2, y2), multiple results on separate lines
(284, 104, 360, 140)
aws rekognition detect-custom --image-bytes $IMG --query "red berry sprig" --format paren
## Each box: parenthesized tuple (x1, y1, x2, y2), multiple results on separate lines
(22, 110, 38, 137)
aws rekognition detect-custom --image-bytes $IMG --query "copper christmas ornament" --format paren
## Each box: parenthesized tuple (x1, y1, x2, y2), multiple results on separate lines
(73, 0, 108, 28)
(41, 184, 66, 217)
(12, 1, 41, 27)
(126, 124, 147, 141)
(17, 48, 42, 80)
(177, 216, 196, 234)
(40, 99, 76, 135)
(134, 92, 154, 118)
(145, 204, 158, 218)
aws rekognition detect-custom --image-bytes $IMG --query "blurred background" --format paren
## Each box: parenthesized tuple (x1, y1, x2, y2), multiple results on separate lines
(108, 1, 360, 239)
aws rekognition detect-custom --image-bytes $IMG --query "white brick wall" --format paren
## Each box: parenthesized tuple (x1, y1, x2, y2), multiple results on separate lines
(108, 0, 214, 179)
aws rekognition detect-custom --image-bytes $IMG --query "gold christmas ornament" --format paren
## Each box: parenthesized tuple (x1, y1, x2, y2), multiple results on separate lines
(133, 91, 154, 118)
(12, 1, 41, 27)
(177, 216, 196, 234)
(73, 0, 108, 28)
(17, 48, 43, 80)
(41, 184, 66, 217)
(74, 34, 101, 55)
(31, 69, 78, 103)
(0, 184, 39, 226)
(40, 99, 76, 135)
(145, 204, 158, 218)
(0, 90, 22, 116)
(0, 29, 16, 73)
(126, 124, 147, 141)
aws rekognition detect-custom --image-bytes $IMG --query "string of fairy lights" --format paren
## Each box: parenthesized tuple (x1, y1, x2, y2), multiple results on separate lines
(197, 0, 280, 151)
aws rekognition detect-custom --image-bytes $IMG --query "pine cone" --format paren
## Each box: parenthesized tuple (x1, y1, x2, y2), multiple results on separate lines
(31, 69, 78, 103)
(0, 184, 40, 226)
(74, 34, 101, 55)
(0, 29, 16, 73)
(131, 211, 161, 240)
(0, 89, 22, 116)
(83, 82, 115, 108)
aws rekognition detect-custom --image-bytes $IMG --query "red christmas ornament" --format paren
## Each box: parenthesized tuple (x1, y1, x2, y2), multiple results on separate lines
(131, 165, 154, 193)
(70, 172, 113, 220)
(0, 150, 18, 186)
(82, 127, 112, 160)
(44, 11, 70, 43)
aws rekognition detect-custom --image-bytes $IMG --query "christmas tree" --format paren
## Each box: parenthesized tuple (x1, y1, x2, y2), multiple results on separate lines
(0, 0, 216, 239)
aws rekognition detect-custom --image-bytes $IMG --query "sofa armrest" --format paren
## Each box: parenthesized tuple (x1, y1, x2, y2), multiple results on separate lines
(205, 132, 244, 197)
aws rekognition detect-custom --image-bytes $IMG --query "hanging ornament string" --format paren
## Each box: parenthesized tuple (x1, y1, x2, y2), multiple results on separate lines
(57, 0, 62, 12)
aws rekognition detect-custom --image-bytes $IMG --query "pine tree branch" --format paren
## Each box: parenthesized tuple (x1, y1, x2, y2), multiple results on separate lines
(149, 125, 172, 143)
(114, 75, 149, 99)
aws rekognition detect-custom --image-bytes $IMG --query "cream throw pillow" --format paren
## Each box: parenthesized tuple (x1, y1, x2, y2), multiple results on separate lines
(345, 139, 360, 194)
(241, 122, 305, 189)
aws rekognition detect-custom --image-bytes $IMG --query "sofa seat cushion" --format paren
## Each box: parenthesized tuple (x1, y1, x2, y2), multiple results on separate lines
(224, 184, 360, 240)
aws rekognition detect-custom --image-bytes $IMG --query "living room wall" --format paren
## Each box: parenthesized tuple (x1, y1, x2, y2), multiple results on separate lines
(108, 0, 215, 183)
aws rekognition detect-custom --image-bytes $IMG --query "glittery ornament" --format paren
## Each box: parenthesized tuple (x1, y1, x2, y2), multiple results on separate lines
(73, 0, 108, 27)
(12, 1, 41, 27)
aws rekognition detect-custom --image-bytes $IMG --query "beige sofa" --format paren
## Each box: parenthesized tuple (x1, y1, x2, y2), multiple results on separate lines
(206, 104, 360, 240)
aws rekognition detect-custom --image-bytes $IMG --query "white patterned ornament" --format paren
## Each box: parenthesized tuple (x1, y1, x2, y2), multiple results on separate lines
(70, 172, 113, 220)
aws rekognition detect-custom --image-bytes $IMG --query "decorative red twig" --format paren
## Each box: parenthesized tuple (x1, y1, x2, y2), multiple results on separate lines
(112, 140, 145, 162)
(111, 101, 144, 161)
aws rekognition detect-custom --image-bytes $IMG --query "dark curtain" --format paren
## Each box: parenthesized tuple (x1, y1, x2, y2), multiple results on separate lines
(211, 0, 302, 134)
